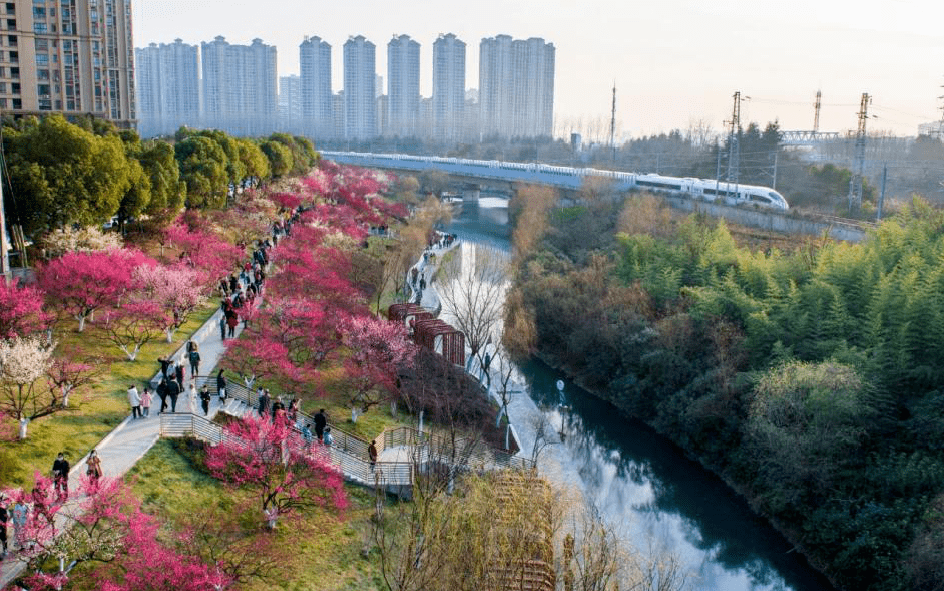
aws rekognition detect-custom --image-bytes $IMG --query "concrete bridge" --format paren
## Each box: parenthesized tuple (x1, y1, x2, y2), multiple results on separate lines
(323, 151, 872, 242)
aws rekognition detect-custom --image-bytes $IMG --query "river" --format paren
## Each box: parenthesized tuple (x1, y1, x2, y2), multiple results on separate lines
(443, 196, 835, 591)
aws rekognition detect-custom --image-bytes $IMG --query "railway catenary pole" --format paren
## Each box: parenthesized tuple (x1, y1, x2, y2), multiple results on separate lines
(848, 92, 871, 212)
(610, 82, 617, 165)
(813, 90, 822, 133)
(726, 91, 748, 199)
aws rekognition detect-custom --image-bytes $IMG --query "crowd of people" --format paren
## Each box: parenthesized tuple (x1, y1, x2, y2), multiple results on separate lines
(0, 447, 102, 561)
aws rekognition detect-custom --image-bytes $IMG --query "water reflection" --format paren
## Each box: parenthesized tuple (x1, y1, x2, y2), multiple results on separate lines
(445, 199, 835, 591)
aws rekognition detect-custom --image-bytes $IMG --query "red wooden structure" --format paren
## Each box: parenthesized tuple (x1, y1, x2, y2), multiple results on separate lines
(413, 318, 465, 366)
(387, 303, 435, 337)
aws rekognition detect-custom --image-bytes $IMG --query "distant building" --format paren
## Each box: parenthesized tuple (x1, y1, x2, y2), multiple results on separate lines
(433, 33, 466, 142)
(343, 35, 376, 140)
(479, 35, 554, 138)
(918, 121, 943, 138)
(332, 90, 345, 140)
(387, 34, 420, 137)
(376, 93, 388, 137)
(135, 39, 199, 137)
(201, 36, 278, 136)
(418, 96, 434, 139)
(278, 75, 302, 133)
(299, 35, 332, 139)
(3, 0, 136, 126)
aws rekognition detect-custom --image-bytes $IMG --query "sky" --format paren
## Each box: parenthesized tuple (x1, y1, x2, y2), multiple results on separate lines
(132, 0, 944, 139)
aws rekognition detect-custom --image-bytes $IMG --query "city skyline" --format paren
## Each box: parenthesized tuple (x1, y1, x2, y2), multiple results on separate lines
(132, 0, 944, 139)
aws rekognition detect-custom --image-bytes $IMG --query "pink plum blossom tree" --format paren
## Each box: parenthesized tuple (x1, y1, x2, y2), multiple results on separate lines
(205, 415, 347, 530)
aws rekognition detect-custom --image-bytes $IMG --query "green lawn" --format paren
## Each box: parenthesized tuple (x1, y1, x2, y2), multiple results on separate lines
(0, 303, 218, 489)
(127, 439, 386, 591)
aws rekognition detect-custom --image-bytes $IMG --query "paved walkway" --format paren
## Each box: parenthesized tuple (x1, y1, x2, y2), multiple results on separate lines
(0, 301, 246, 587)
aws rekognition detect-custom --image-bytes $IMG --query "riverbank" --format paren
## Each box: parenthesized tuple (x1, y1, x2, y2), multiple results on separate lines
(447, 196, 843, 591)
(501, 192, 942, 591)
(532, 348, 840, 590)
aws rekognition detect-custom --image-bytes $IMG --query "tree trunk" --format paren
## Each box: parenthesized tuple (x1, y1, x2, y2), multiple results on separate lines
(166, 327, 174, 343)
(77, 315, 86, 332)
(18, 417, 28, 439)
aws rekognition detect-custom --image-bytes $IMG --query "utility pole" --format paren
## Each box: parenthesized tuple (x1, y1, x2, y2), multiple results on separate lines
(877, 162, 887, 221)
(724, 91, 747, 196)
(848, 92, 871, 212)
(813, 89, 822, 133)
(772, 152, 779, 190)
(715, 138, 722, 194)
(609, 82, 617, 165)
(937, 78, 944, 141)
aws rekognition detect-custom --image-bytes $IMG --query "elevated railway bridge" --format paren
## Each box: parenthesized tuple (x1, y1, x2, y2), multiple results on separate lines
(322, 151, 873, 242)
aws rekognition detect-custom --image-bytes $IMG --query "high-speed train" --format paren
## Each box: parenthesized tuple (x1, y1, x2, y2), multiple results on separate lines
(321, 151, 790, 211)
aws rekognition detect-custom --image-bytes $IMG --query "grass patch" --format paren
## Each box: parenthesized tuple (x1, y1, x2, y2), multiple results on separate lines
(0, 302, 218, 489)
(126, 439, 386, 591)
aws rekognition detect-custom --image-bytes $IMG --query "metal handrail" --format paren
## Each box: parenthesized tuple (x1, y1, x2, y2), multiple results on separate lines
(159, 404, 414, 487)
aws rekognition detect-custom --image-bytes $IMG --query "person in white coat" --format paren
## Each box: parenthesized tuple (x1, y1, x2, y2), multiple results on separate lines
(127, 384, 141, 419)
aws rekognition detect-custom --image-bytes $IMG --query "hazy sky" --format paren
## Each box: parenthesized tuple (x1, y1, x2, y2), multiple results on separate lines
(133, 0, 944, 139)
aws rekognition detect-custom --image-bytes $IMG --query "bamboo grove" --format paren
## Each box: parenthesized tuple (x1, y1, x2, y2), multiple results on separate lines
(506, 191, 944, 591)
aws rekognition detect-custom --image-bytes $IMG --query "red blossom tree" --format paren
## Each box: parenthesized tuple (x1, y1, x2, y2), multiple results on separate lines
(36, 249, 154, 332)
(205, 415, 347, 530)
(95, 298, 168, 361)
(268, 191, 303, 211)
(343, 314, 415, 414)
(46, 346, 104, 408)
(163, 221, 244, 291)
(220, 335, 292, 389)
(0, 281, 50, 338)
(9, 476, 236, 591)
(133, 263, 207, 342)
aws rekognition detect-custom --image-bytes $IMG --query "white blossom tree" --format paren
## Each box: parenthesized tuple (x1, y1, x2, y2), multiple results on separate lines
(436, 243, 510, 370)
(0, 335, 56, 438)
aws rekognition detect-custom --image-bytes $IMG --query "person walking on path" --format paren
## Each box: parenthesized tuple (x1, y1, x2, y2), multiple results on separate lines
(128, 384, 141, 419)
(271, 396, 285, 423)
(157, 378, 168, 413)
(216, 369, 227, 404)
(257, 389, 269, 417)
(188, 344, 201, 377)
(86, 449, 102, 489)
(188, 381, 198, 413)
(323, 427, 333, 447)
(158, 356, 172, 381)
(199, 384, 211, 416)
(314, 409, 327, 443)
(11, 499, 26, 551)
(140, 387, 152, 418)
(368, 440, 378, 470)
(175, 361, 185, 391)
(219, 313, 227, 340)
(166, 377, 180, 413)
(302, 423, 313, 451)
(0, 495, 9, 558)
(51, 453, 69, 502)
(226, 309, 239, 338)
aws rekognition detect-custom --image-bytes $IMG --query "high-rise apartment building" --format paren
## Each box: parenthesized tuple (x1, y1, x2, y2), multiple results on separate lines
(299, 35, 331, 139)
(343, 35, 375, 140)
(432, 33, 465, 142)
(201, 36, 277, 136)
(479, 35, 554, 138)
(135, 39, 199, 137)
(1, 0, 136, 126)
(386, 34, 419, 137)
(278, 74, 301, 133)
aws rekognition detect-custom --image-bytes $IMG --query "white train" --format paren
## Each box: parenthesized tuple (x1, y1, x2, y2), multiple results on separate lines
(321, 151, 790, 211)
